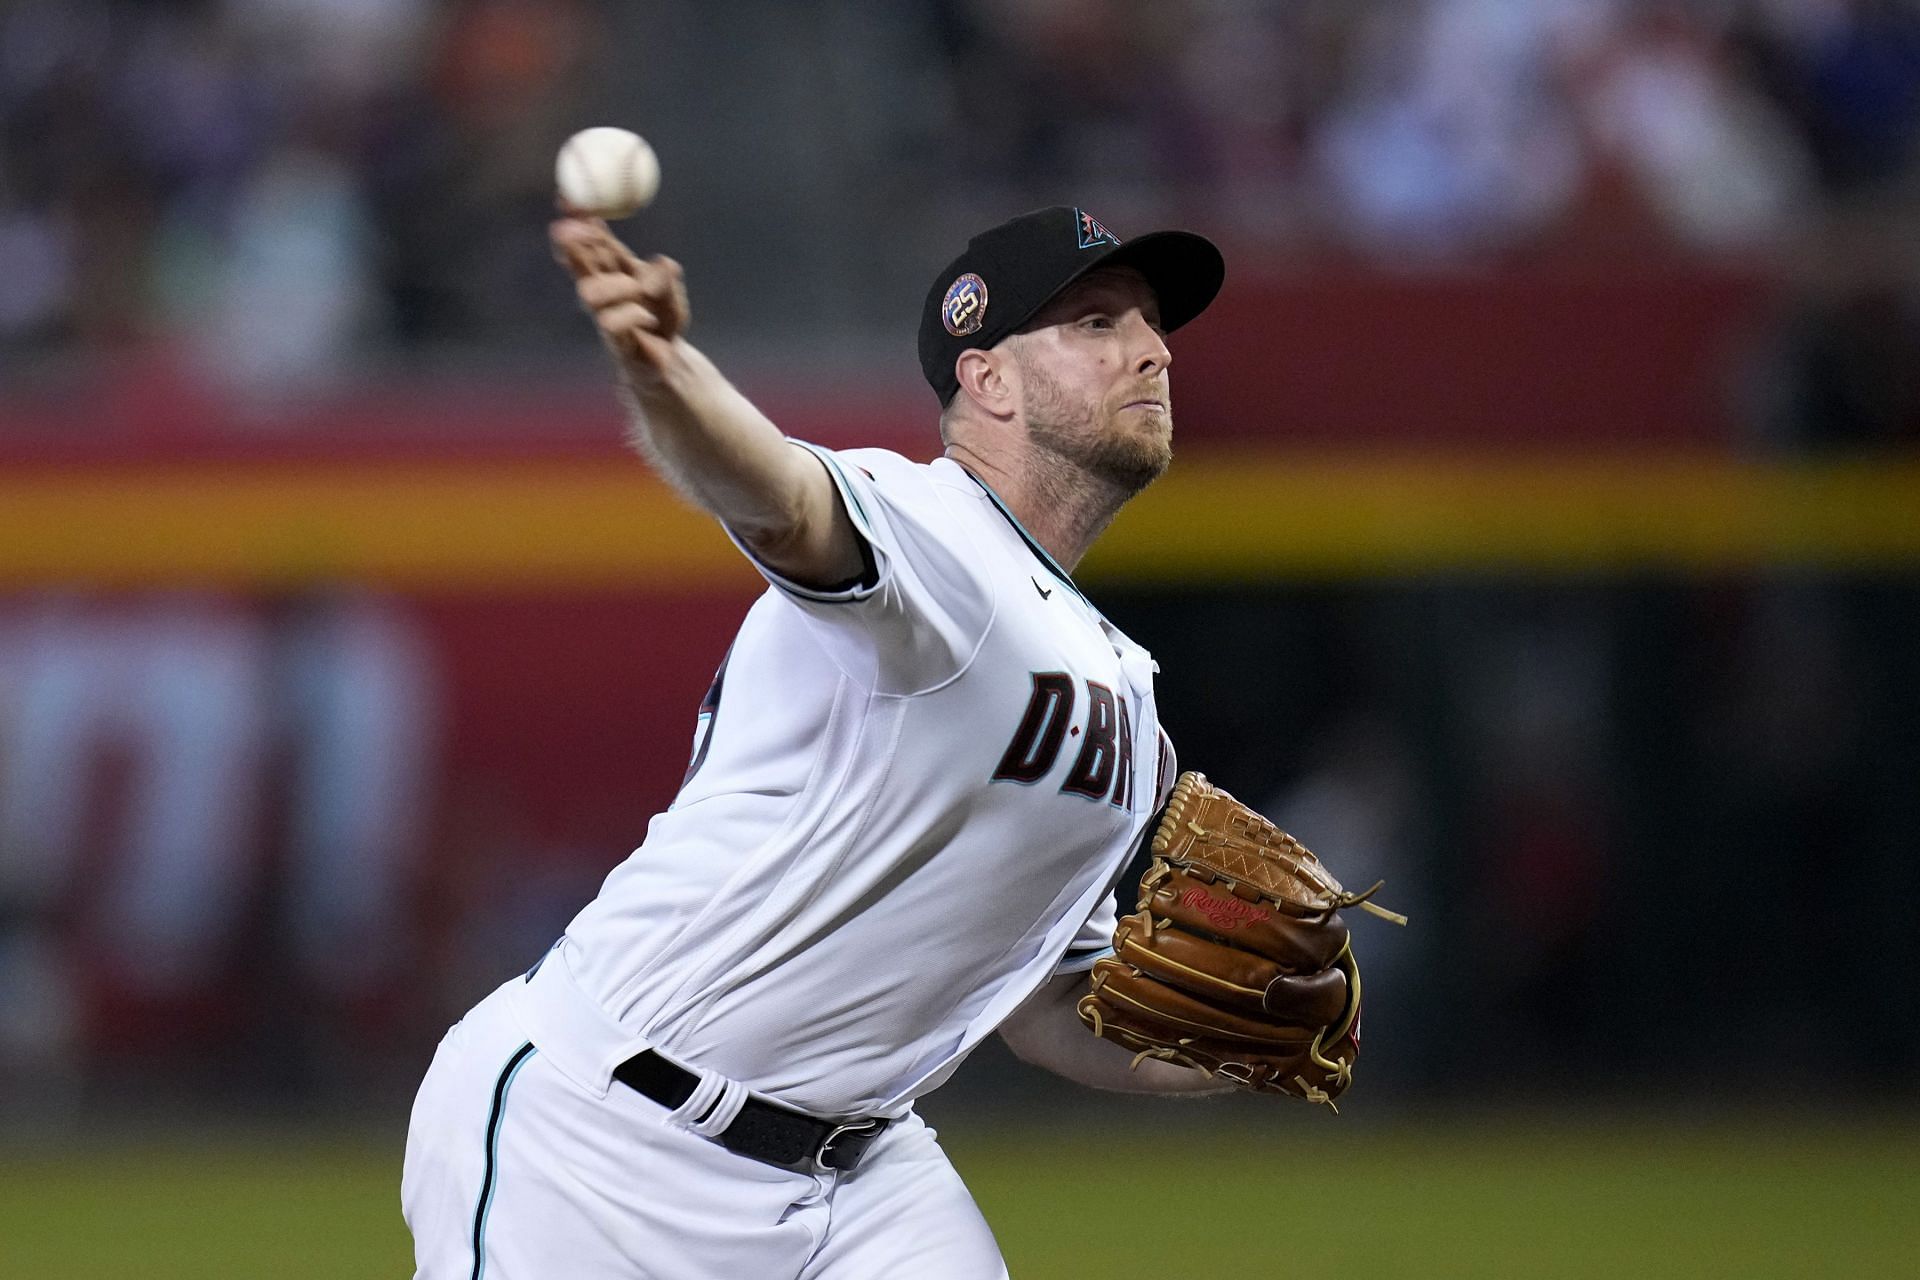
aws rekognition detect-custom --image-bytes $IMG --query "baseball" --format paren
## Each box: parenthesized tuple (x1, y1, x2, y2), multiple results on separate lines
(555, 127, 660, 219)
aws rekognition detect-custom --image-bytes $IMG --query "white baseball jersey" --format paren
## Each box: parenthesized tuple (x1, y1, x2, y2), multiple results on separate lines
(523, 442, 1171, 1118)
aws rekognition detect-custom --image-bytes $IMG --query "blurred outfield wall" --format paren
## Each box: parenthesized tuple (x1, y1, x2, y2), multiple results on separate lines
(2, 261, 1917, 1125)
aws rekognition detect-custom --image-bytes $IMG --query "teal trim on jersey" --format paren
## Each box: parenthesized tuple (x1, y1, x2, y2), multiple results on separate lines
(962, 471, 1088, 604)
(813, 447, 872, 527)
(471, 1041, 538, 1280)
(751, 441, 881, 603)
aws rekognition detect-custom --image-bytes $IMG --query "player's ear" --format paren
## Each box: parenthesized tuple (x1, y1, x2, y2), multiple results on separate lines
(955, 347, 1015, 418)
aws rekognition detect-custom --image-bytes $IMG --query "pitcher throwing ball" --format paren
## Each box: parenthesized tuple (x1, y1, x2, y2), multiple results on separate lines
(402, 204, 1385, 1278)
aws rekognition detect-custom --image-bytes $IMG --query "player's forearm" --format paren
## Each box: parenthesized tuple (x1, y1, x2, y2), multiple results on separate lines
(553, 215, 862, 586)
(999, 973, 1235, 1096)
(1046, 1029, 1237, 1096)
(613, 338, 817, 545)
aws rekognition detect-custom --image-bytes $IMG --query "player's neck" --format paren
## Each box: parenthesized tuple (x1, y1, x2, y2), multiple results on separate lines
(945, 443, 1130, 573)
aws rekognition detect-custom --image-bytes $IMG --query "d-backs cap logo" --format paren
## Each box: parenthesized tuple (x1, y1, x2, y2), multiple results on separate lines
(941, 272, 989, 337)
(1076, 209, 1121, 250)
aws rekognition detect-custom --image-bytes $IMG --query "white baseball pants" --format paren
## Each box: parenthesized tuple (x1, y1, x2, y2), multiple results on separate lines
(402, 977, 1010, 1279)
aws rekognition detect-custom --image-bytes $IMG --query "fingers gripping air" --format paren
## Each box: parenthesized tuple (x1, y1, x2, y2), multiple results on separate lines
(550, 216, 691, 373)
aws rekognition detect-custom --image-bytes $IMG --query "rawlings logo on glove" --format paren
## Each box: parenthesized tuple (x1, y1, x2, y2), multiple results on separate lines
(1176, 885, 1269, 932)
(1077, 771, 1406, 1109)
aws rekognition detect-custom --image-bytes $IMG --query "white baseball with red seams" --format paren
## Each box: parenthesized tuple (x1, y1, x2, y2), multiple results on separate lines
(555, 127, 660, 218)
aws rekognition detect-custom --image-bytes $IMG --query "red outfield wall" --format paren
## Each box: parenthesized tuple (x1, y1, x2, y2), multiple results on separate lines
(0, 264, 1771, 456)
(0, 263, 1892, 1061)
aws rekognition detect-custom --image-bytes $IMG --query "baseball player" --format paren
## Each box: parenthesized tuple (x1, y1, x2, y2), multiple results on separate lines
(403, 205, 1230, 1278)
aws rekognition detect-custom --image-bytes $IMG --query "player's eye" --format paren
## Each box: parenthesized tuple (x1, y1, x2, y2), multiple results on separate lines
(1084, 315, 1115, 331)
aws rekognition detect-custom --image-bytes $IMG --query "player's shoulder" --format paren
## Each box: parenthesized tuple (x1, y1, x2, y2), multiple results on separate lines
(813, 445, 985, 510)
(815, 444, 914, 482)
(819, 445, 936, 481)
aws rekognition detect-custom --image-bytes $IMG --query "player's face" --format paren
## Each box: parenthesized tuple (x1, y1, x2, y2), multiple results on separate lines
(1010, 267, 1173, 494)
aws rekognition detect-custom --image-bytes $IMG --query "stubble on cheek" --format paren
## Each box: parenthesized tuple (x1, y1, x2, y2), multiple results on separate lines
(1020, 356, 1172, 496)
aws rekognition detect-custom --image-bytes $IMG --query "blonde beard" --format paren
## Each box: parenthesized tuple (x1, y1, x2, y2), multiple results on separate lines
(1017, 356, 1171, 499)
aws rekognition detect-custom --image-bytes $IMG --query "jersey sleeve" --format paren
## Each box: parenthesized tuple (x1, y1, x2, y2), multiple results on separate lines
(727, 442, 994, 696)
(1053, 889, 1119, 975)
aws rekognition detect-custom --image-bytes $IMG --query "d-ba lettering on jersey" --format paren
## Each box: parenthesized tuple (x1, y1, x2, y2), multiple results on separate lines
(543, 444, 1171, 1118)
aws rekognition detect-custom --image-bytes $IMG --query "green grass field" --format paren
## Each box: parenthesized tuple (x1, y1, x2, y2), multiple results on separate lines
(2, 1115, 1913, 1277)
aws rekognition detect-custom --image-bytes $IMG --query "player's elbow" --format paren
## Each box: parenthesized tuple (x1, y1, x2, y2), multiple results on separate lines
(996, 1016, 1049, 1070)
(997, 973, 1088, 1071)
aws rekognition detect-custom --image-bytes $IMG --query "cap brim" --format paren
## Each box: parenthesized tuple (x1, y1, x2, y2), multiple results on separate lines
(1100, 230, 1225, 333)
(1009, 229, 1225, 338)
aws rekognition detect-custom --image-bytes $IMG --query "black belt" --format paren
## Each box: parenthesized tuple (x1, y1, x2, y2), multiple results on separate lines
(613, 1049, 888, 1173)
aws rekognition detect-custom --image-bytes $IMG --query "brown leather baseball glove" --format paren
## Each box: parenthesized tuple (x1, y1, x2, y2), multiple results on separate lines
(1078, 771, 1405, 1108)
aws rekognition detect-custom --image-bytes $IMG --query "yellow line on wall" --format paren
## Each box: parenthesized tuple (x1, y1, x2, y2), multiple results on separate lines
(1088, 456, 1920, 579)
(0, 463, 748, 590)
(0, 456, 1916, 589)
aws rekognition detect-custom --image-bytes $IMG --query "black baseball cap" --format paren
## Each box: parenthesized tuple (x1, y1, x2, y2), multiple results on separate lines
(918, 206, 1225, 405)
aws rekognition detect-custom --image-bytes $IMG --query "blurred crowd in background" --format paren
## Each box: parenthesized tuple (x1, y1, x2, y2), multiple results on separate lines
(1, 1, 1917, 1129)
(3, 0, 1919, 417)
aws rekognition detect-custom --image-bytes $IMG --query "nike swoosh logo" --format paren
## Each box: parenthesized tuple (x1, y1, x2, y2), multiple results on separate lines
(1032, 578, 1053, 600)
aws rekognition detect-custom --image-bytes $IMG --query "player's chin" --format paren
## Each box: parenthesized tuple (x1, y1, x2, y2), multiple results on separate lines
(1120, 404, 1173, 456)
(1100, 426, 1172, 492)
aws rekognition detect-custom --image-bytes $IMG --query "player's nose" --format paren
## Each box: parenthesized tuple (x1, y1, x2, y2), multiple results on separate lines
(1127, 312, 1171, 375)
